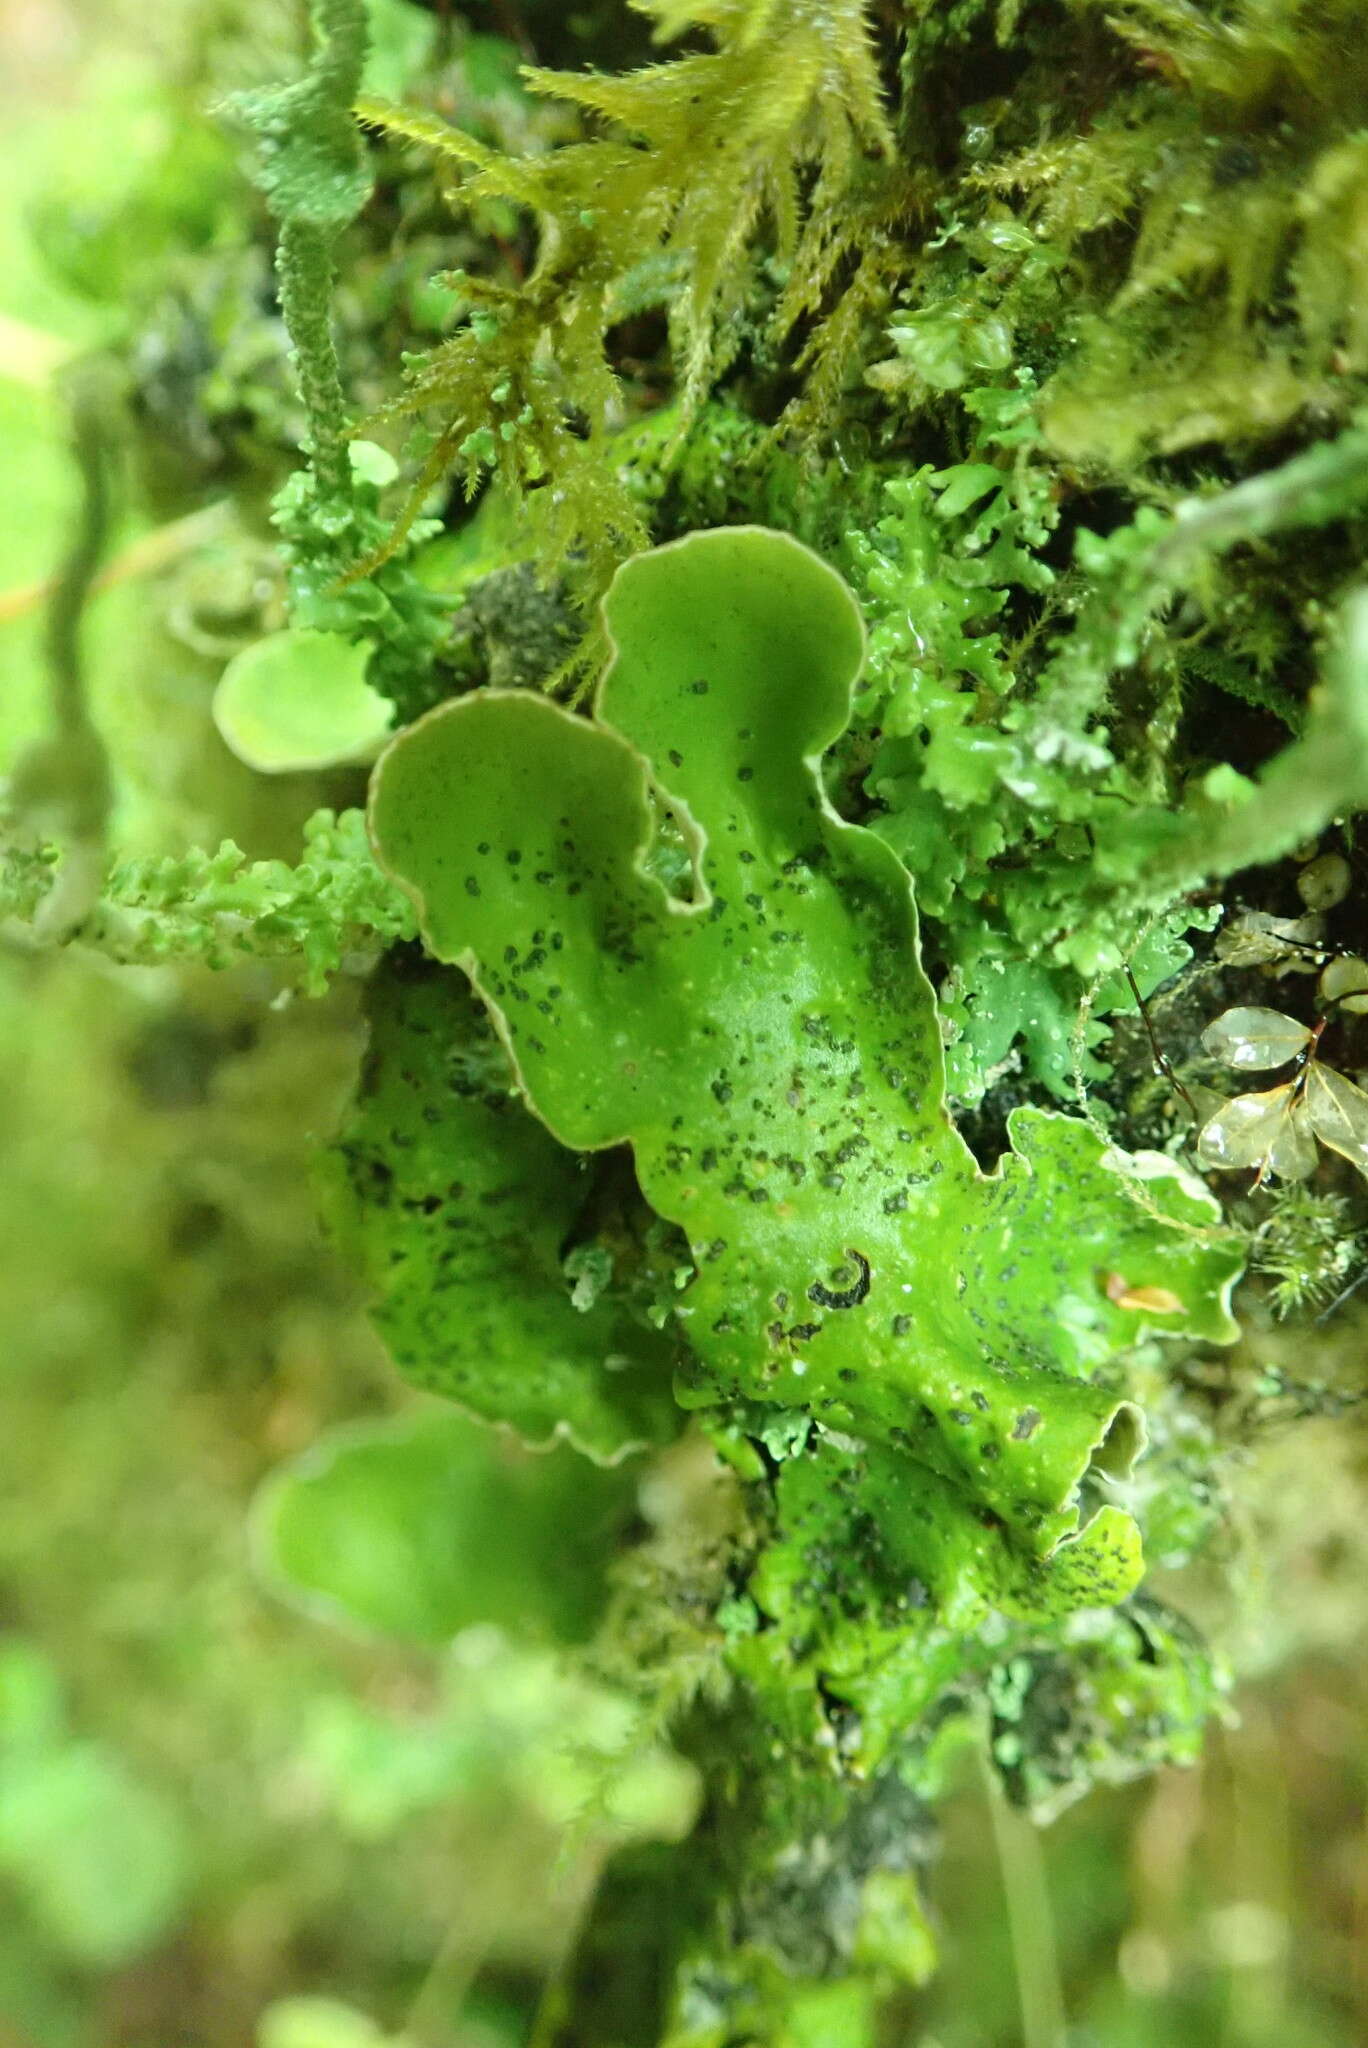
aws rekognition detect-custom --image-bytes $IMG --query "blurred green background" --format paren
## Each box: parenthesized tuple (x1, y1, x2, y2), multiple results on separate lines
(0, 5, 1365, 2046)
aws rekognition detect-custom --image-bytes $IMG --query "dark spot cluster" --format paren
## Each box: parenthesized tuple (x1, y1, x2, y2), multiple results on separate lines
(808, 1250, 872, 1311)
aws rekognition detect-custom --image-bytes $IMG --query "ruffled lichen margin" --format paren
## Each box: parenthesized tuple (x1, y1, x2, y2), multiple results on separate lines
(366, 526, 1242, 1634)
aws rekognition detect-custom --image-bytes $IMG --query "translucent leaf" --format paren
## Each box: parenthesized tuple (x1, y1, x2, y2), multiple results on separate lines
(1214, 909, 1325, 971)
(1200, 1005, 1312, 1071)
(1319, 954, 1368, 1014)
(1304, 1062, 1368, 1175)
(1196, 1085, 1317, 1180)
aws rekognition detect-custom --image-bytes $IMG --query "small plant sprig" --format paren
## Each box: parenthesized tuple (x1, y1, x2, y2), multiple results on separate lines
(227, 5, 449, 717)
(1197, 960, 1368, 1184)
(352, 0, 903, 623)
(1, 810, 415, 995)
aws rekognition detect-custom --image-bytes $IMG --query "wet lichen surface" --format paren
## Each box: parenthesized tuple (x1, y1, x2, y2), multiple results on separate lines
(368, 528, 1243, 1662)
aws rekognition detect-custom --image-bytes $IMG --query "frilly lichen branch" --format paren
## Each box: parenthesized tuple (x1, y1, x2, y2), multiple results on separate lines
(1, 810, 415, 996)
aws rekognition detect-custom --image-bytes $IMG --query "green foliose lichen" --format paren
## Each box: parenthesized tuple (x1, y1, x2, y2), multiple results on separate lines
(319, 950, 680, 1461)
(367, 528, 1243, 1639)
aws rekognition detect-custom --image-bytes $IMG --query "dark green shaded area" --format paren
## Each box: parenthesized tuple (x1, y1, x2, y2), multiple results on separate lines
(322, 951, 680, 1458)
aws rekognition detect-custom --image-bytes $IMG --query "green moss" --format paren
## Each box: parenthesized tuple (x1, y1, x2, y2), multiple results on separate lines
(956, 0, 1368, 462)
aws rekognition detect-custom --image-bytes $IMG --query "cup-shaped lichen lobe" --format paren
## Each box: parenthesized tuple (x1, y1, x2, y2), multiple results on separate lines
(598, 526, 866, 847)
(369, 687, 677, 1147)
(322, 956, 679, 1460)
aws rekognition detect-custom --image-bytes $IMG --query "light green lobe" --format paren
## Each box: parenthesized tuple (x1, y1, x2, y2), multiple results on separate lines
(369, 528, 1243, 1612)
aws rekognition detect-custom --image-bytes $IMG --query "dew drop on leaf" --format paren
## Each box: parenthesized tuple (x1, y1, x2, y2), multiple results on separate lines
(1214, 910, 1325, 971)
(1200, 1006, 1312, 1071)
(1196, 1085, 1318, 1180)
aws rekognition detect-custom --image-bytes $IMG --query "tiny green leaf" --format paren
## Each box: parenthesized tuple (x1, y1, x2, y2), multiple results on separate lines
(1319, 954, 1368, 1013)
(1297, 851, 1351, 912)
(1197, 1084, 1318, 1180)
